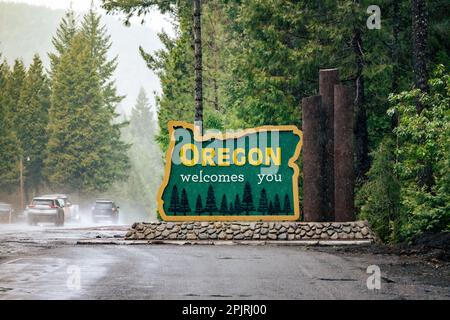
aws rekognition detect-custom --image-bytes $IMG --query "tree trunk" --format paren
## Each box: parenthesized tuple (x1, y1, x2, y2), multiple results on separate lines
(411, 0, 428, 113)
(411, 0, 433, 190)
(193, 0, 203, 134)
(352, 26, 369, 181)
(390, 0, 400, 128)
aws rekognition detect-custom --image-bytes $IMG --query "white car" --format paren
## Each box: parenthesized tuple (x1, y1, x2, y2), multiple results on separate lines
(40, 194, 80, 222)
(27, 197, 65, 226)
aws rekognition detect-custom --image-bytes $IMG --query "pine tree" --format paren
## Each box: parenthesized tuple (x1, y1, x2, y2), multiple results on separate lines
(168, 185, 180, 215)
(49, 8, 77, 78)
(5, 59, 26, 128)
(241, 181, 255, 214)
(257, 188, 269, 215)
(273, 194, 281, 214)
(268, 200, 274, 215)
(283, 193, 291, 214)
(0, 58, 20, 190)
(205, 184, 218, 215)
(80, 6, 124, 111)
(229, 201, 234, 215)
(234, 194, 242, 215)
(106, 86, 162, 217)
(45, 33, 129, 192)
(195, 194, 203, 214)
(130, 87, 155, 138)
(179, 188, 191, 215)
(219, 194, 228, 214)
(16, 54, 50, 194)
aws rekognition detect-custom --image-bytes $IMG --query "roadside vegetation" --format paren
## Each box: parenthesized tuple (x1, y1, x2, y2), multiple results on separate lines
(103, 0, 449, 242)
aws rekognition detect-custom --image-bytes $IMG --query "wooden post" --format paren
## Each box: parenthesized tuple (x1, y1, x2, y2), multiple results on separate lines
(319, 69, 339, 221)
(334, 85, 355, 222)
(302, 95, 324, 222)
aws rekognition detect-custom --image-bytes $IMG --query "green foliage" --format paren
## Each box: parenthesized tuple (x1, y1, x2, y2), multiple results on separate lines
(357, 136, 401, 242)
(359, 66, 450, 242)
(390, 65, 450, 240)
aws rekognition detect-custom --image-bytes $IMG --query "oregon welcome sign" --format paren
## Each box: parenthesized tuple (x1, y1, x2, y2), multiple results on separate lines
(157, 121, 303, 221)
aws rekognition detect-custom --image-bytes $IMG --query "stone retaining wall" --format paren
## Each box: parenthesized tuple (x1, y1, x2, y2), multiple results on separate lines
(125, 221, 374, 241)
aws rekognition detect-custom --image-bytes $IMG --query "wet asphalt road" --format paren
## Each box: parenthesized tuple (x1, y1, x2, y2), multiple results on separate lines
(0, 224, 449, 300)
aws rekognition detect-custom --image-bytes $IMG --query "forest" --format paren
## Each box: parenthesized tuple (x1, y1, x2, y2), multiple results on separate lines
(0, 6, 163, 218)
(0, 0, 448, 242)
(102, 0, 449, 243)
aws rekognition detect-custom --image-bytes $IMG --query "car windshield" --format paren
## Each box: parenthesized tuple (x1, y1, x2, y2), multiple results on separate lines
(95, 202, 113, 209)
(0, 204, 10, 210)
(33, 199, 54, 206)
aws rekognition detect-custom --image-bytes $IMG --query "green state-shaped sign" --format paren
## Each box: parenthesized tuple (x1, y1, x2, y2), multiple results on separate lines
(157, 121, 302, 221)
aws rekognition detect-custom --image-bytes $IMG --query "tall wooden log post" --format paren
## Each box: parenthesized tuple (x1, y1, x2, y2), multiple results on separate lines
(302, 95, 324, 222)
(319, 69, 340, 221)
(334, 85, 355, 222)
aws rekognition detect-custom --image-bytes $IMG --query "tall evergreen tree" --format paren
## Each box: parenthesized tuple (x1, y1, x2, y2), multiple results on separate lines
(48, 8, 77, 77)
(5, 59, 26, 128)
(241, 181, 255, 214)
(16, 54, 50, 194)
(179, 188, 191, 215)
(205, 184, 218, 215)
(229, 201, 234, 215)
(130, 87, 155, 138)
(80, 6, 124, 112)
(168, 184, 180, 215)
(195, 194, 204, 214)
(0, 58, 20, 190)
(45, 32, 129, 192)
(219, 194, 228, 214)
(258, 188, 269, 215)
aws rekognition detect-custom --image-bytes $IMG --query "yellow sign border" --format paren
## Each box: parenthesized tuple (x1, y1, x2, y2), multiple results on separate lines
(157, 120, 303, 221)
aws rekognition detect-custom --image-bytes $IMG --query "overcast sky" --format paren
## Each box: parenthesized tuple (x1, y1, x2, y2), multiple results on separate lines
(1, 0, 174, 35)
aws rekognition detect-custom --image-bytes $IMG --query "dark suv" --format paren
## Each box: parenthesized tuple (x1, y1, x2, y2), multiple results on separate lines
(91, 200, 119, 224)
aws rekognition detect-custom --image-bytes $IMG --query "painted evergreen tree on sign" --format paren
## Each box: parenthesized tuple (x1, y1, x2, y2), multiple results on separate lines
(268, 201, 274, 215)
(195, 194, 203, 214)
(229, 202, 234, 215)
(258, 188, 269, 215)
(274, 194, 281, 214)
(234, 194, 242, 215)
(242, 181, 255, 214)
(205, 184, 218, 215)
(283, 193, 291, 214)
(168, 185, 180, 215)
(180, 188, 191, 216)
(220, 194, 228, 214)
